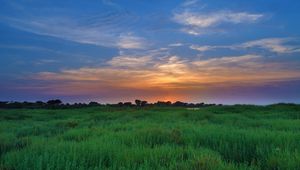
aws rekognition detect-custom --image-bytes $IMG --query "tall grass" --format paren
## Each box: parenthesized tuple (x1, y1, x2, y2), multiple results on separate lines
(0, 105, 299, 169)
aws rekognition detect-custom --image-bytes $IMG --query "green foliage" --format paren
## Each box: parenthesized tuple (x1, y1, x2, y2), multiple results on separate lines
(0, 105, 300, 169)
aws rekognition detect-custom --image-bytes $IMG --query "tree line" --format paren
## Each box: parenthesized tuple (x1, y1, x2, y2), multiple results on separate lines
(0, 99, 220, 109)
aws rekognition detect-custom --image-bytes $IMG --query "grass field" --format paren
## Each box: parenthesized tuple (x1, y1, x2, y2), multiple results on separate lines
(1, 104, 300, 170)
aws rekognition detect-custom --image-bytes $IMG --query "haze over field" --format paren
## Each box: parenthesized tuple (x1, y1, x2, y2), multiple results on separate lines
(0, 0, 300, 104)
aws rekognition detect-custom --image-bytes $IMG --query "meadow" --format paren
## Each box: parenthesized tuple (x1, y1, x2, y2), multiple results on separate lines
(0, 104, 300, 170)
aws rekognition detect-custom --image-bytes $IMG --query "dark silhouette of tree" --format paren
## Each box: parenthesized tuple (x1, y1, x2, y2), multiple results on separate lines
(0, 101, 8, 108)
(89, 101, 99, 106)
(11, 102, 23, 108)
(35, 101, 45, 105)
(47, 99, 62, 106)
(195, 103, 205, 107)
(155, 101, 171, 106)
(74, 103, 87, 108)
(141, 101, 148, 107)
(135, 99, 142, 107)
(187, 103, 195, 107)
(34, 101, 45, 108)
(173, 101, 187, 107)
(0, 99, 219, 109)
(123, 102, 132, 107)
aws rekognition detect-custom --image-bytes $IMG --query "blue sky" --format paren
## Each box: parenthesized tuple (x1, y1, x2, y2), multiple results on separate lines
(0, 0, 300, 104)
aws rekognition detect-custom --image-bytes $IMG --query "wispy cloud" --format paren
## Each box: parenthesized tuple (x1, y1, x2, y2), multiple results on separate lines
(192, 55, 261, 69)
(29, 53, 300, 96)
(182, 0, 199, 7)
(169, 43, 184, 47)
(1, 7, 146, 49)
(117, 34, 147, 49)
(102, 0, 120, 8)
(173, 11, 264, 35)
(156, 56, 189, 75)
(2, 16, 116, 47)
(174, 11, 263, 28)
(190, 45, 216, 52)
(34, 59, 59, 65)
(240, 38, 300, 53)
(108, 55, 153, 68)
(190, 38, 300, 54)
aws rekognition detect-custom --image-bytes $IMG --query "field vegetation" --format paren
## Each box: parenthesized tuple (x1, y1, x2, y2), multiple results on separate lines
(0, 104, 300, 170)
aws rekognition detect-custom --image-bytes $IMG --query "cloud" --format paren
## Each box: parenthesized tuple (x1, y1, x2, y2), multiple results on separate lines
(1, 6, 145, 49)
(239, 38, 300, 54)
(190, 45, 216, 52)
(2, 16, 117, 47)
(173, 11, 264, 35)
(182, 0, 199, 7)
(169, 43, 184, 47)
(117, 34, 147, 49)
(190, 38, 300, 54)
(156, 56, 189, 75)
(191, 55, 300, 84)
(108, 55, 153, 67)
(193, 54, 260, 65)
(180, 28, 202, 36)
(29, 53, 300, 96)
(102, 0, 120, 8)
(34, 59, 59, 65)
(173, 11, 263, 28)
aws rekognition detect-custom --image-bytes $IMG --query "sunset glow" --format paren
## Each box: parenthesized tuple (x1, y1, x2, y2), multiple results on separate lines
(1, 0, 300, 104)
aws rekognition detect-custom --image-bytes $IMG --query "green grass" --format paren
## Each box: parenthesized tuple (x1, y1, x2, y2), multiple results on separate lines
(0, 105, 300, 170)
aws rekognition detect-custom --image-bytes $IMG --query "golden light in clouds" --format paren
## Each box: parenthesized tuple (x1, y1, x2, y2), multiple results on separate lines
(29, 54, 300, 102)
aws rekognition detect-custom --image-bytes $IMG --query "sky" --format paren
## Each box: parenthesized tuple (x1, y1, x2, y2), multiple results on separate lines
(0, 0, 300, 104)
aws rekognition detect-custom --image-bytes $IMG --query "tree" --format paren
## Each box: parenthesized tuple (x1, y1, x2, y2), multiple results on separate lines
(118, 102, 124, 107)
(135, 99, 142, 107)
(195, 103, 205, 107)
(35, 101, 45, 105)
(155, 101, 172, 106)
(47, 99, 62, 106)
(0, 101, 8, 108)
(141, 101, 148, 107)
(124, 102, 132, 107)
(173, 101, 187, 107)
(89, 101, 99, 106)
(166, 101, 172, 106)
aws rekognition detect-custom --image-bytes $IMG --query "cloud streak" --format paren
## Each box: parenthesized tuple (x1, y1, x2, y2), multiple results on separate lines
(190, 38, 300, 54)
(240, 38, 300, 53)
(173, 10, 264, 35)
(108, 55, 153, 68)
(174, 11, 263, 28)
(1, 7, 146, 49)
(29, 54, 300, 97)
(117, 34, 147, 49)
